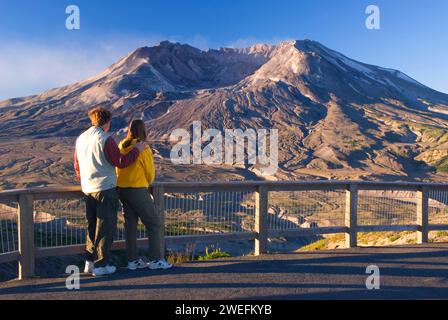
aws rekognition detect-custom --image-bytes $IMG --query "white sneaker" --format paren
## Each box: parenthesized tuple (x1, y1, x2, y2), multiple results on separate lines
(84, 261, 94, 274)
(127, 259, 149, 271)
(148, 259, 173, 270)
(92, 264, 117, 276)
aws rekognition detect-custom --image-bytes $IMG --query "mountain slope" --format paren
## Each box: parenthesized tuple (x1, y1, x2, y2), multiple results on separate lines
(1, 39, 448, 184)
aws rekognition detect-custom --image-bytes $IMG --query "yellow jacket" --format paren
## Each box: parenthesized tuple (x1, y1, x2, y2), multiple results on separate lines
(116, 138, 155, 188)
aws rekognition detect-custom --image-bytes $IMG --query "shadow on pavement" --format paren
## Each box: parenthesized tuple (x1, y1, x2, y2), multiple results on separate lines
(1, 246, 447, 299)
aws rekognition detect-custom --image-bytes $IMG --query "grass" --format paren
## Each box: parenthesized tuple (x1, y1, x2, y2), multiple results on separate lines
(298, 238, 330, 251)
(436, 231, 448, 238)
(115, 244, 231, 266)
(357, 231, 415, 245)
(436, 157, 448, 173)
(198, 247, 231, 260)
(166, 243, 197, 264)
(166, 244, 231, 264)
(298, 234, 345, 251)
(298, 231, 423, 251)
(387, 234, 401, 242)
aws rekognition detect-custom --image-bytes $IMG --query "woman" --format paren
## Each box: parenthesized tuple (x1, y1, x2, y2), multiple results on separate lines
(117, 119, 172, 270)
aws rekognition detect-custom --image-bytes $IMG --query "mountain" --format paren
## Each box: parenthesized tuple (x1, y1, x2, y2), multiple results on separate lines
(1, 39, 448, 186)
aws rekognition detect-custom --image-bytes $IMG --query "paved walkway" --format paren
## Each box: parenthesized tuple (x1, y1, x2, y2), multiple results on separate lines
(1, 244, 448, 300)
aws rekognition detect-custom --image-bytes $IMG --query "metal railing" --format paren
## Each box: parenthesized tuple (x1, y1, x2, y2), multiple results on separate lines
(0, 180, 448, 280)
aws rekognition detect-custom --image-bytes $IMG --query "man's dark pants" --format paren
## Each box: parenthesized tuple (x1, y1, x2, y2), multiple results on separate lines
(84, 188, 119, 267)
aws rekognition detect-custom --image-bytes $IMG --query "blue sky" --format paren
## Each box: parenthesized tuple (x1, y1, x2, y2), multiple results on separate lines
(0, 0, 447, 99)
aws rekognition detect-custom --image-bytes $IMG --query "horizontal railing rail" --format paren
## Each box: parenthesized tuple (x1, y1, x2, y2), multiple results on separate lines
(0, 180, 448, 279)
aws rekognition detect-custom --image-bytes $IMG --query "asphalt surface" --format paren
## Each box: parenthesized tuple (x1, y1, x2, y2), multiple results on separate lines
(1, 244, 448, 300)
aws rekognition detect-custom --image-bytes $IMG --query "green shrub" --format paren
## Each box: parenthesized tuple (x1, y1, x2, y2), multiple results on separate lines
(387, 234, 401, 242)
(436, 157, 448, 173)
(436, 231, 448, 238)
(198, 247, 231, 260)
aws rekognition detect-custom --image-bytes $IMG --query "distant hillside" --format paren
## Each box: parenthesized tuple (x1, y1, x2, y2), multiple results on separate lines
(299, 230, 448, 251)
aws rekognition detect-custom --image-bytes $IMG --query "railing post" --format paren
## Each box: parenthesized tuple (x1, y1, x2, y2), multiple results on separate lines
(153, 186, 166, 259)
(417, 186, 429, 244)
(255, 186, 268, 256)
(345, 184, 358, 248)
(18, 194, 35, 279)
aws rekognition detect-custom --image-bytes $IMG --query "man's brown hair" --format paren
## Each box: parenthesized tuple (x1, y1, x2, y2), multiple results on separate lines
(88, 107, 111, 127)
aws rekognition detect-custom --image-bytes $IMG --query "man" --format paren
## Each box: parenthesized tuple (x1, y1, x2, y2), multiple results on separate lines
(74, 107, 145, 276)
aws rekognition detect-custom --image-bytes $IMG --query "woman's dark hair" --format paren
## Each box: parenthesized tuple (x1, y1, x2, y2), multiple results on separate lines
(124, 119, 147, 147)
